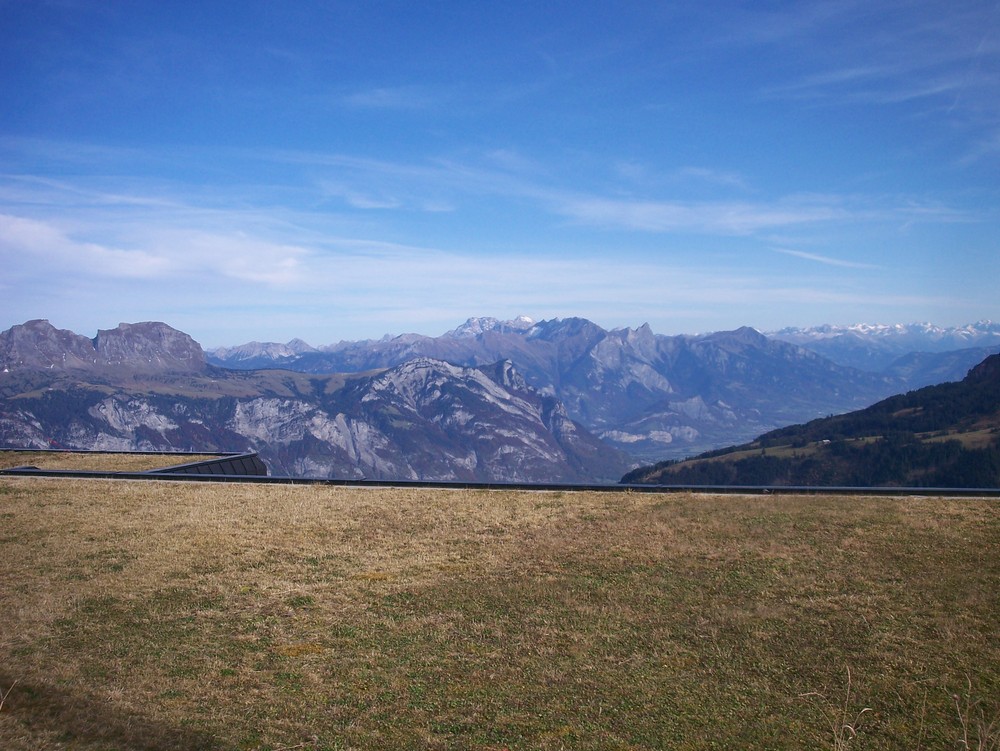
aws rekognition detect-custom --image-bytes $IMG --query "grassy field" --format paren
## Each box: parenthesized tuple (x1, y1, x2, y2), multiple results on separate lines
(0, 478, 997, 750)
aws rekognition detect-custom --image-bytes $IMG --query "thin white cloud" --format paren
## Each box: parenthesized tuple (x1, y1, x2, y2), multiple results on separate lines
(773, 247, 880, 270)
(483, 149, 550, 175)
(346, 195, 400, 210)
(612, 162, 749, 192)
(751, 0, 1000, 129)
(0, 141, 992, 345)
(761, 64, 896, 100)
(0, 213, 170, 278)
(555, 196, 849, 234)
(261, 147, 975, 237)
(767, 66, 995, 109)
(147, 230, 309, 286)
(314, 179, 410, 211)
(0, 213, 310, 287)
(960, 129, 1000, 164)
(227, 146, 983, 239)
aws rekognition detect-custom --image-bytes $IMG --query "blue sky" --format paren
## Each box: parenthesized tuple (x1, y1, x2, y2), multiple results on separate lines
(1, 1, 998, 347)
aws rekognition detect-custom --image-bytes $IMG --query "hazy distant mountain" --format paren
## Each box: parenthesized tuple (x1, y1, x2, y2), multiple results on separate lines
(882, 346, 1000, 389)
(0, 320, 627, 482)
(768, 321, 1000, 372)
(624, 353, 1000, 488)
(208, 338, 317, 369)
(210, 316, 903, 460)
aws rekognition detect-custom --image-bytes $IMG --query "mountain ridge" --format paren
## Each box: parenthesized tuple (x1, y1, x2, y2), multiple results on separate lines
(1, 319, 206, 373)
(624, 353, 1000, 488)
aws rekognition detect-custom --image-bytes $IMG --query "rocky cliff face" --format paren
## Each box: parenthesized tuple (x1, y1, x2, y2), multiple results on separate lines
(255, 357, 629, 482)
(1, 320, 205, 373)
(93, 322, 205, 371)
(0, 319, 99, 370)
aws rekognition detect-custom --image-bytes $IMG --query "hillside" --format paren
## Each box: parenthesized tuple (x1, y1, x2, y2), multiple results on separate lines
(624, 354, 1000, 488)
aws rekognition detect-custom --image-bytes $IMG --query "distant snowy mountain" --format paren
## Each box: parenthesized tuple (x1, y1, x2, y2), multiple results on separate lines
(770, 320, 999, 344)
(444, 316, 536, 339)
(207, 338, 317, 368)
(768, 321, 1000, 372)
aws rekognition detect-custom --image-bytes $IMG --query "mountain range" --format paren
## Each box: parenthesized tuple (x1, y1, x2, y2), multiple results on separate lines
(0, 320, 628, 482)
(207, 316, 1000, 461)
(2, 317, 997, 483)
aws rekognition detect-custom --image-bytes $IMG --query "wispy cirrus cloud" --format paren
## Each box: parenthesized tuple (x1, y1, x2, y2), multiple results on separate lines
(764, 64, 999, 111)
(553, 196, 850, 235)
(773, 247, 880, 270)
(0, 179, 972, 345)
(4, 141, 975, 246)
(955, 113, 1000, 164)
(675, 166, 749, 190)
(316, 181, 402, 210)
(752, 0, 1000, 124)
(612, 162, 750, 192)
(257, 147, 902, 237)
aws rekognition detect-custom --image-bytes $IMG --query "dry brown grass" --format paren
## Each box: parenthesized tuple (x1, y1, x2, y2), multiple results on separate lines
(0, 478, 997, 750)
(921, 428, 999, 450)
(0, 451, 224, 472)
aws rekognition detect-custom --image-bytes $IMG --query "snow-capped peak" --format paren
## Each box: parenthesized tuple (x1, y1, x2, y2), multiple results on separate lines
(445, 316, 536, 339)
(768, 321, 999, 343)
(208, 338, 314, 361)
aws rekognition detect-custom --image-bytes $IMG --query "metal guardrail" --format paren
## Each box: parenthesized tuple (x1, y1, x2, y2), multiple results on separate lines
(146, 453, 268, 476)
(1, 448, 996, 495)
(1, 466, 996, 497)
